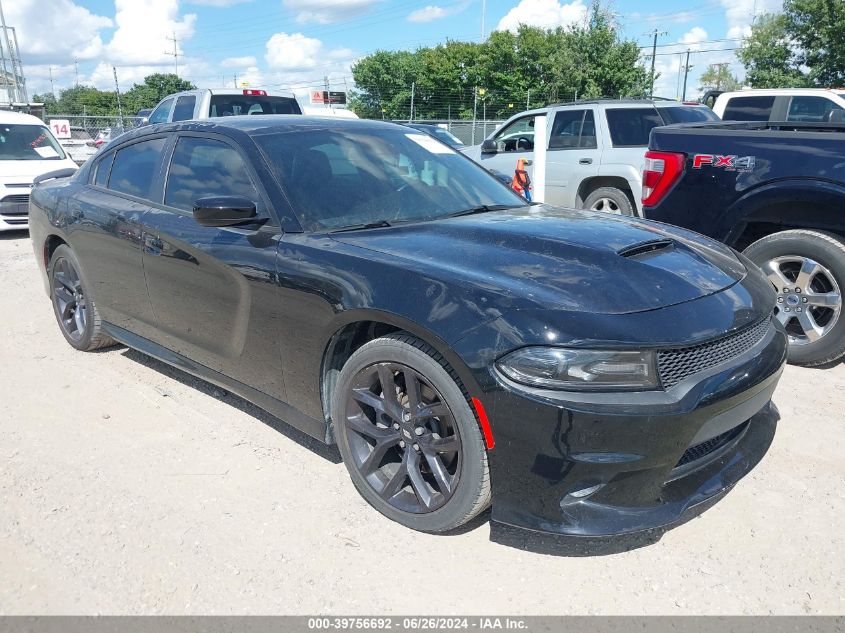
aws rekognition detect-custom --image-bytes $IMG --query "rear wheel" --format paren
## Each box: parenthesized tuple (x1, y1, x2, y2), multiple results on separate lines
(332, 334, 490, 532)
(743, 230, 845, 366)
(49, 244, 116, 352)
(583, 187, 635, 216)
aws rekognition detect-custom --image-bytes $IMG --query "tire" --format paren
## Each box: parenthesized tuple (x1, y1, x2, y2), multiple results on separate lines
(743, 229, 845, 367)
(48, 244, 117, 352)
(583, 186, 635, 216)
(332, 333, 491, 532)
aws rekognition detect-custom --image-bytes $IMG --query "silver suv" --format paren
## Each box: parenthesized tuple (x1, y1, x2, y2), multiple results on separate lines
(462, 99, 717, 216)
(146, 88, 302, 124)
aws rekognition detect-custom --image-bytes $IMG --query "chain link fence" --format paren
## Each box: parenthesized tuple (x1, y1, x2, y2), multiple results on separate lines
(396, 119, 507, 145)
(46, 115, 145, 142)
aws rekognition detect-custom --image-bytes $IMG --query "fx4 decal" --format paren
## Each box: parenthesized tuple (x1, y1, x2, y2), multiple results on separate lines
(692, 154, 756, 172)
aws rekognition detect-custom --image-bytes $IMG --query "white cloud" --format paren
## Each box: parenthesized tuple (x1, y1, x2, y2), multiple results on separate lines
(106, 0, 197, 66)
(282, 0, 381, 24)
(188, 0, 250, 5)
(265, 32, 323, 70)
(4, 0, 112, 63)
(496, 0, 588, 33)
(408, 6, 446, 22)
(221, 56, 258, 68)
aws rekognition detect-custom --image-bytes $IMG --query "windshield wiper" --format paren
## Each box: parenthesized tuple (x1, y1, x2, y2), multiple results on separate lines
(330, 220, 392, 233)
(448, 204, 517, 218)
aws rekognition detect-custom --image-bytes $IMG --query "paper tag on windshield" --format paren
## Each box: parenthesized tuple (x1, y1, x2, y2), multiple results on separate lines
(405, 133, 454, 154)
(34, 146, 60, 159)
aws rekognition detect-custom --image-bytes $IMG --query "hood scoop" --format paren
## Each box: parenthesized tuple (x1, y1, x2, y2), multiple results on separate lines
(617, 238, 675, 259)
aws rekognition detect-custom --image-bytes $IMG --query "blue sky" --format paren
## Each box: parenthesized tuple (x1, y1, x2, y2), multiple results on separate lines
(10, 0, 783, 104)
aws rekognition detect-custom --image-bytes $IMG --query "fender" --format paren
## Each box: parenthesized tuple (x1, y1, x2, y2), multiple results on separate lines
(724, 178, 845, 245)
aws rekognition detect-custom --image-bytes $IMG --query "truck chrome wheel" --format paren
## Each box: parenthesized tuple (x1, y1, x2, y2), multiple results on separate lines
(765, 256, 842, 346)
(590, 197, 621, 214)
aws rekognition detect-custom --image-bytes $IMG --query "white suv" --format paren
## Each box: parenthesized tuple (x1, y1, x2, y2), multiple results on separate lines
(0, 110, 78, 232)
(713, 88, 845, 123)
(146, 88, 302, 124)
(462, 99, 717, 216)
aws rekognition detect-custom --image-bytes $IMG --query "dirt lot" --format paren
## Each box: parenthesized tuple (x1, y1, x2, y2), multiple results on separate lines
(0, 230, 843, 615)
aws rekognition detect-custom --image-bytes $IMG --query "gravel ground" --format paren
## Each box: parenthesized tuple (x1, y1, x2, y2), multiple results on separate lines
(0, 230, 843, 615)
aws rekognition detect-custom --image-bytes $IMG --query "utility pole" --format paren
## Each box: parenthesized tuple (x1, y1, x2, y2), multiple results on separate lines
(324, 75, 332, 110)
(49, 65, 55, 98)
(409, 81, 415, 122)
(481, 0, 486, 41)
(527, 89, 530, 110)
(645, 28, 668, 96)
(681, 49, 692, 101)
(472, 86, 478, 145)
(676, 52, 683, 99)
(233, 73, 238, 88)
(165, 31, 178, 77)
(113, 66, 124, 124)
(74, 61, 79, 87)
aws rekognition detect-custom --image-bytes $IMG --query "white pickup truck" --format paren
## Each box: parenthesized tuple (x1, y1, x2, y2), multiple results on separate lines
(462, 99, 717, 216)
(146, 88, 302, 124)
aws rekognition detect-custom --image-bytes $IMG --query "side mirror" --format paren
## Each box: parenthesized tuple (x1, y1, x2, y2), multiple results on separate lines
(193, 196, 257, 227)
(481, 139, 498, 154)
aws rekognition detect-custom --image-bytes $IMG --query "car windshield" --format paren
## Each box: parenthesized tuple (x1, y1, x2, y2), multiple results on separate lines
(255, 126, 525, 231)
(210, 95, 302, 116)
(0, 124, 66, 161)
(659, 106, 720, 125)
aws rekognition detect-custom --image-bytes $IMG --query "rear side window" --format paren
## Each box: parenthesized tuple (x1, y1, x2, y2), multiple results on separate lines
(605, 108, 663, 147)
(659, 107, 719, 124)
(786, 96, 843, 122)
(172, 95, 197, 122)
(164, 136, 259, 212)
(108, 138, 166, 200)
(93, 151, 114, 187)
(209, 95, 301, 117)
(722, 96, 775, 121)
(548, 109, 597, 149)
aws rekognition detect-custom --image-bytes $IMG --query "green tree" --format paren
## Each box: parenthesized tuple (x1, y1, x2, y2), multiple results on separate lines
(123, 73, 196, 113)
(350, 1, 650, 120)
(738, 14, 808, 87)
(784, 0, 845, 86)
(32, 92, 58, 114)
(698, 64, 741, 92)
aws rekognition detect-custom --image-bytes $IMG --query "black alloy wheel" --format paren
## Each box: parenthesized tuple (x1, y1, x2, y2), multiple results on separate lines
(49, 244, 116, 352)
(333, 334, 491, 532)
(51, 255, 88, 342)
(344, 361, 461, 513)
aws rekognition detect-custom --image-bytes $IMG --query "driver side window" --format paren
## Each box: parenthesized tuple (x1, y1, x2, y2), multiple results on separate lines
(494, 115, 537, 153)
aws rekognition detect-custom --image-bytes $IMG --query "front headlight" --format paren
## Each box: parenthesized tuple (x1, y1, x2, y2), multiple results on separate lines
(496, 347, 659, 391)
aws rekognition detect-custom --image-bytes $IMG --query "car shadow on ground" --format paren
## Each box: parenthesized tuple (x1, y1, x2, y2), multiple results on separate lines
(114, 343, 730, 556)
(117, 346, 342, 464)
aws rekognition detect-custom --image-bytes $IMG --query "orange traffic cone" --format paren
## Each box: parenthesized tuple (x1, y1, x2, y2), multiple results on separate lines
(512, 158, 532, 201)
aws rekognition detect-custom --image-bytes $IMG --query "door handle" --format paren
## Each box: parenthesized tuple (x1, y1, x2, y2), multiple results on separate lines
(579, 158, 593, 165)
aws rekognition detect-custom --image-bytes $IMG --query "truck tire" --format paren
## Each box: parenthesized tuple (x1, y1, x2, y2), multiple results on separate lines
(583, 187, 635, 216)
(743, 230, 845, 367)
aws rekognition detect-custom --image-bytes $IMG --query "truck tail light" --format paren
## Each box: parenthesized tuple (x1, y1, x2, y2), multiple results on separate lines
(243, 89, 267, 96)
(642, 151, 685, 207)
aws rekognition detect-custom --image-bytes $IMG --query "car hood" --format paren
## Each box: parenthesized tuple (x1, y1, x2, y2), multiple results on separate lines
(332, 206, 747, 315)
(0, 158, 78, 183)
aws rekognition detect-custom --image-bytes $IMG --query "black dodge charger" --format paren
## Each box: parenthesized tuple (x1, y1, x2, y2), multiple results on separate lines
(29, 116, 787, 536)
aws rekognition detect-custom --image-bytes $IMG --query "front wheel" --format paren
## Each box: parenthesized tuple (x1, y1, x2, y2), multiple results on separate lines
(582, 187, 635, 216)
(743, 229, 845, 367)
(332, 334, 491, 532)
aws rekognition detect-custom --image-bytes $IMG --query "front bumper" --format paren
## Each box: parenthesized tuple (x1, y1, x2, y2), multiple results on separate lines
(484, 321, 786, 536)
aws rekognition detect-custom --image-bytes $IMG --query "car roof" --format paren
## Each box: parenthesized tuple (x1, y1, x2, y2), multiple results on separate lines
(717, 88, 845, 98)
(0, 110, 48, 125)
(167, 88, 297, 99)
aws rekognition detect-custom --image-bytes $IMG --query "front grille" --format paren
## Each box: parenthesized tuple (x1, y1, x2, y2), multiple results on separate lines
(657, 317, 771, 389)
(675, 421, 748, 469)
(1, 194, 29, 204)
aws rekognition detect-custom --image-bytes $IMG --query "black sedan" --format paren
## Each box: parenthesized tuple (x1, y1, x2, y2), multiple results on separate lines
(29, 116, 787, 536)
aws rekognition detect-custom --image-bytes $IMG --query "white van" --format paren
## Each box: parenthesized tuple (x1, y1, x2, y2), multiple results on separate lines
(713, 88, 845, 122)
(0, 110, 78, 232)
